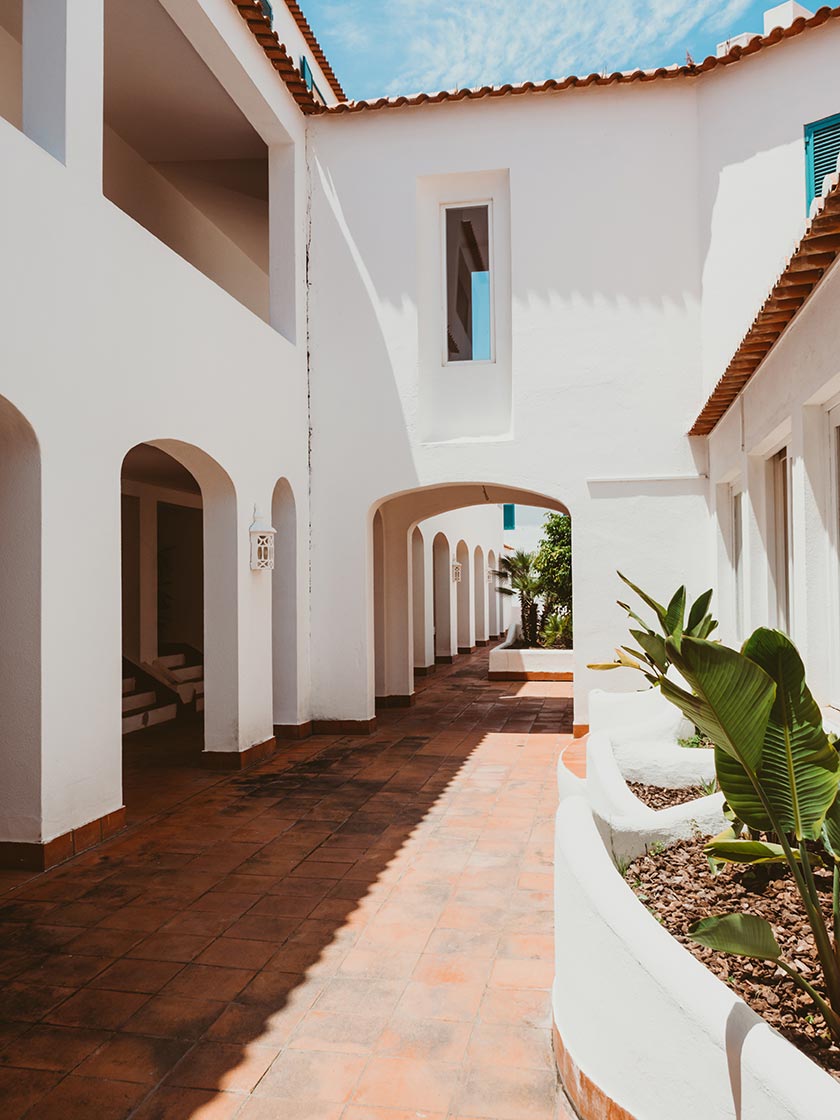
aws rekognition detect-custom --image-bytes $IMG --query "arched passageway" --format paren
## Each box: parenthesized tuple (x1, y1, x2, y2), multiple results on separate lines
(120, 441, 238, 774)
(358, 481, 570, 723)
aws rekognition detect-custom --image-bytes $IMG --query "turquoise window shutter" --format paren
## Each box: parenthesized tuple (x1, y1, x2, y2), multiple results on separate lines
(503, 505, 516, 531)
(301, 56, 314, 91)
(805, 112, 840, 210)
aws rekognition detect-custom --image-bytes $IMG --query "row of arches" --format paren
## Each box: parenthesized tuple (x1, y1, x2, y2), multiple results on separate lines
(0, 391, 304, 853)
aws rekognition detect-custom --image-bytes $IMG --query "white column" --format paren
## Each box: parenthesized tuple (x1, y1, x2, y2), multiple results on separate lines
(22, 0, 103, 183)
(381, 511, 414, 700)
(791, 406, 831, 695)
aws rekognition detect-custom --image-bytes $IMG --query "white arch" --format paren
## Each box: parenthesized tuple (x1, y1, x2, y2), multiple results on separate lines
(433, 532, 454, 661)
(456, 539, 473, 652)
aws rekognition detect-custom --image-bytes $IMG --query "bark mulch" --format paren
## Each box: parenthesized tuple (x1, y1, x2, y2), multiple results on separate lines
(626, 836, 840, 1079)
(627, 782, 708, 810)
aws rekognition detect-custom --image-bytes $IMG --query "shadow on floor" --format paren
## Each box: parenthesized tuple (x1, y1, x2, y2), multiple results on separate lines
(0, 647, 574, 1119)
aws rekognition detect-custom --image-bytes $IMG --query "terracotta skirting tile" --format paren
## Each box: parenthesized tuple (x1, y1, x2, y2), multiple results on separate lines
(553, 1021, 637, 1120)
(457, 646, 477, 655)
(311, 718, 377, 735)
(413, 664, 436, 676)
(274, 721, 313, 740)
(0, 806, 127, 871)
(434, 655, 454, 665)
(202, 737, 276, 771)
(573, 723, 590, 738)
(375, 695, 416, 709)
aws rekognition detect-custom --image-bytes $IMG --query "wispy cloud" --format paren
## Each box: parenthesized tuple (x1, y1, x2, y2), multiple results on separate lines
(313, 0, 757, 98)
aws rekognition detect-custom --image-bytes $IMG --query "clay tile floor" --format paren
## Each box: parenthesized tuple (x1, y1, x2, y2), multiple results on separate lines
(0, 646, 578, 1120)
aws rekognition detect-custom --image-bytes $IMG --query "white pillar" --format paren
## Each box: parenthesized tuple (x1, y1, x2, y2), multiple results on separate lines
(474, 547, 488, 643)
(791, 406, 831, 695)
(22, 0, 103, 183)
(381, 511, 414, 700)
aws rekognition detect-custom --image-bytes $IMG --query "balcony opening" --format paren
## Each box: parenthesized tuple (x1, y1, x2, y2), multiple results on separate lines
(103, 0, 270, 321)
(0, 0, 22, 132)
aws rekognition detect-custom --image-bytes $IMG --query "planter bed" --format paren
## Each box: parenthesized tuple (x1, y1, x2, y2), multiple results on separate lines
(553, 796, 840, 1119)
(626, 835, 840, 1079)
(626, 781, 710, 810)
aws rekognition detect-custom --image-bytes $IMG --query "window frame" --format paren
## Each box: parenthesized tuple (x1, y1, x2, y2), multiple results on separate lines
(439, 198, 496, 368)
(805, 111, 840, 211)
(730, 483, 745, 643)
(769, 446, 793, 633)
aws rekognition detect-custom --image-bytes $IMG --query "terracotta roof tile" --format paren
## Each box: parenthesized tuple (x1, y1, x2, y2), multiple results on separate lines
(320, 5, 840, 115)
(229, 1, 321, 113)
(280, 0, 346, 101)
(689, 171, 840, 437)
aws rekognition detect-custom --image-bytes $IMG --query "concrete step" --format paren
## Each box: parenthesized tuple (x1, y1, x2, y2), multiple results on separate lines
(196, 695, 205, 713)
(122, 702, 178, 736)
(122, 677, 136, 695)
(157, 653, 187, 669)
(122, 690, 156, 714)
(171, 664, 203, 683)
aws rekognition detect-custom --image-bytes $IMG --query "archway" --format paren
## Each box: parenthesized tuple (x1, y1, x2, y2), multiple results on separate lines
(456, 539, 472, 653)
(474, 545, 487, 645)
(0, 395, 41, 849)
(412, 527, 429, 672)
(120, 440, 238, 773)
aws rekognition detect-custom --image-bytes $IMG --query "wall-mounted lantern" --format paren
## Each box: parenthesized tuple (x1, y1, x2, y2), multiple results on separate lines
(249, 506, 276, 571)
(452, 561, 462, 583)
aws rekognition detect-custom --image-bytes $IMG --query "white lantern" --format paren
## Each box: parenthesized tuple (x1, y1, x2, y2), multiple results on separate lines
(249, 505, 276, 571)
(451, 561, 462, 583)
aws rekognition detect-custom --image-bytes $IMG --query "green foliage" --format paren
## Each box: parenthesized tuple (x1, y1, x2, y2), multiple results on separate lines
(540, 611, 572, 650)
(534, 513, 572, 617)
(495, 542, 572, 649)
(601, 574, 840, 1043)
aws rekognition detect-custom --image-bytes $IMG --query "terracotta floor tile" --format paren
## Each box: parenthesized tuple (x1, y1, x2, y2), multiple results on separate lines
(0, 1023, 109, 1071)
(375, 1015, 472, 1063)
(396, 979, 484, 1022)
(314, 977, 406, 1018)
(352, 1056, 460, 1114)
(121, 995, 226, 1039)
(62, 926, 146, 957)
(76, 1033, 190, 1083)
(455, 1064, 558, 1119)
(342, 1109, 446, 1120)
(0, 1064, 61, 1116)
(253, 1048, 366, 1102)
(127, 932, 215, 963)
(162, 963, 254, 1002)
(1, 981, 75, 1022)
(466, 1022, 555, 1070)
(478, 987, 552, 1029)
(129, 1085, 243, 1120)
(89, 958, 185, 994)
(196, 937, 277, 970)
(165, 1041, 276, 1091)
(338, 946, 420, 980)
(489, 958, 554, 990)
(28, 1074, 149, 1120)
(411, 953, 492, 987)
(99, 905, 175, 932)
(288, 1008, 387, 1053)
(236, 1100, 343, 1120)
(203, 1001, 302, 1047)
(45, 987, 150, 1029)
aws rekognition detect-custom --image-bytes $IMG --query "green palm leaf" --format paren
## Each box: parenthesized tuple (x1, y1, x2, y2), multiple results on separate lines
(689, 913, 781, 960)
(661, 635, 775, 775)
(743, 629, 839, 841)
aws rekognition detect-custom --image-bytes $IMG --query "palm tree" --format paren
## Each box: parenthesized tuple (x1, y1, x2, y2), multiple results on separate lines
(495, 550, 545, 646)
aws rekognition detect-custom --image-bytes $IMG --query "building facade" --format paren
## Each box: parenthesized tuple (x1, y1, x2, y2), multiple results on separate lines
(1, 0, 839, 865)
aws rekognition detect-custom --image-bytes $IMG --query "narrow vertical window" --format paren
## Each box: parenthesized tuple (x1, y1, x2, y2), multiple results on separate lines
(772, 448, 792, 632)
(445, 204, 492, 362)
(732, 489, 744, 639)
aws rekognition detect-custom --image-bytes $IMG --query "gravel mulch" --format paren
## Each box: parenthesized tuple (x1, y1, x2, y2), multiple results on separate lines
(626, 836, 840, 1079)
(627, 782, 708, 810)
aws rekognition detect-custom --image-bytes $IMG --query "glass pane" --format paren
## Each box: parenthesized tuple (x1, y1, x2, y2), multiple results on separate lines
(445, 205, 491, 362)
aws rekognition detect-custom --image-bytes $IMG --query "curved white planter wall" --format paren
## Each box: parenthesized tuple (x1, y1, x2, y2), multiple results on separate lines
(553, 797, 840, 1119)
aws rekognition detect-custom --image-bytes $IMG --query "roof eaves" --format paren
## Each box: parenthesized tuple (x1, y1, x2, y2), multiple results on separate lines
(281, 0, 347, 102)
(689, 173, 840, 437)
(230, 1, 321, 114)
(321, 4, 840, 115)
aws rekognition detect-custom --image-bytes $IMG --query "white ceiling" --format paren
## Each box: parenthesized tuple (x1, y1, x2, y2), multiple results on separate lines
(122, 444, 201, 495)
(104, 0, 265, 162)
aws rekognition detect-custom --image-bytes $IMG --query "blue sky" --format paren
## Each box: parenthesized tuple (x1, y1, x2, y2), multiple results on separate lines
(301, 0, 777, 102)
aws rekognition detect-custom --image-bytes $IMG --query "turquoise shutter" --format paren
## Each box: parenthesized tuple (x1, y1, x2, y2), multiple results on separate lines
(301, 56, 314, 92)
(805, 112, 840, 210)
(503, 505, 516, 531)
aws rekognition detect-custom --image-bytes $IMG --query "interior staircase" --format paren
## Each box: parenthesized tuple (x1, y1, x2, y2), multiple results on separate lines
(122, 667, 178, 735)
(152, 650, 205, 713)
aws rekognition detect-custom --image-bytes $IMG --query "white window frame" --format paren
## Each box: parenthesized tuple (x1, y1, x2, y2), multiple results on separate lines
(439, 199, 496, 368)
(826, 401, 840, 694)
